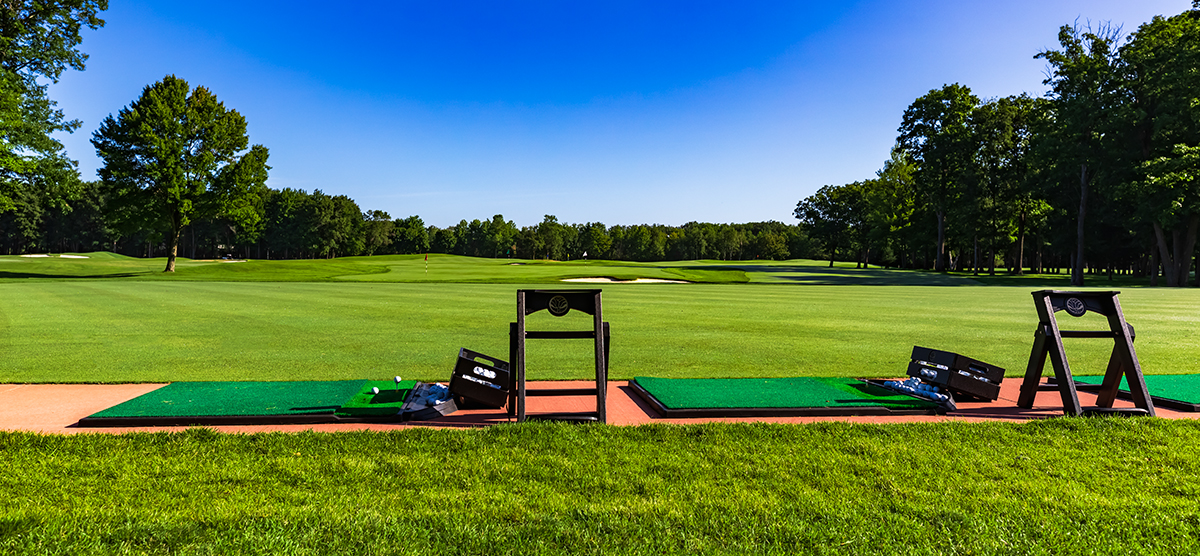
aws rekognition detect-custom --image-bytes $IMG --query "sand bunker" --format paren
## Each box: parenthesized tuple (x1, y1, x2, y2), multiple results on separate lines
(19, 254, 50, 258)
(59, 255, 88, 259)
(562, 277, 687, 284)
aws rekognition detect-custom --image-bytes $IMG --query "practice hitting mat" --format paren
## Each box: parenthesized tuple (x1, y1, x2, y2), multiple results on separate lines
(1072, 374, 1200, 412)
(629, 376, 944, 417)
(78, 380, 416, 427)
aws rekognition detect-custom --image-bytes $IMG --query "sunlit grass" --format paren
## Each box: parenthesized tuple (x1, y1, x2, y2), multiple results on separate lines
(1, 254, 1197, 383)
(3, 420, 1198, 555)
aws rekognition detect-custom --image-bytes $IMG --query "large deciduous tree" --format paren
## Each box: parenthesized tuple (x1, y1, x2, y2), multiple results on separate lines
(92, 75, 270, 272)
(1035, 23, 1127, 286)
(897, 83, 980, 272)
(795, 183, 855, 267)
(1121, 7, 1200, 286)
(0, 0, 106, 214)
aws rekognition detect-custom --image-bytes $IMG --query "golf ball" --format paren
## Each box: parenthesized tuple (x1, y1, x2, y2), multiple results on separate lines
(372, 387, 380, 395)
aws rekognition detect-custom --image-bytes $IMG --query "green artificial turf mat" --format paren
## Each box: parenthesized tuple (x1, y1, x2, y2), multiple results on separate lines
(1074, 374, 1200, 403)
(334, 380, 417, 417)
(89, 380, 368, 418)
(632, 376, 939, 410)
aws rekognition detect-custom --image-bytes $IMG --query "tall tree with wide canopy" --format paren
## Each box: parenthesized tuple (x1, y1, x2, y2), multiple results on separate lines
(794, 183, 856, 267)
(969, 94, 1049, 274)
(897, 83, 979, 272)
(1121, 6, 1200, 286)
(868, 144, 920, 268)
(92, 75, 270, 272)
(1036, 23, 1127, 286)
(0, 0, 106, 214)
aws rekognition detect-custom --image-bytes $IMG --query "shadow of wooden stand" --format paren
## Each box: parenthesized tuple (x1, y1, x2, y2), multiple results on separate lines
(509, 289, 610, 423)
(1017, 290, 1154, 417)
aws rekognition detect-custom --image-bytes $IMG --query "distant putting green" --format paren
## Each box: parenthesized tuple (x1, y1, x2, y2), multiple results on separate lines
(1, 254, 1198, 383)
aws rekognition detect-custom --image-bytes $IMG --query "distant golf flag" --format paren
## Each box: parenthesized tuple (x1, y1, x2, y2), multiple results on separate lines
(425, 253, 428, 274)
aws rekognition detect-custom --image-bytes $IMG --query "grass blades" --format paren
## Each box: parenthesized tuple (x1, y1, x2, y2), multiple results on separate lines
(2, 420, 1199, 555)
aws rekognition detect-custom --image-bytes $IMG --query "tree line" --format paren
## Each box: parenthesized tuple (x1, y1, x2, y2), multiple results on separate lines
(796, 4, 1200, 286)
(2, 178, 818, 262)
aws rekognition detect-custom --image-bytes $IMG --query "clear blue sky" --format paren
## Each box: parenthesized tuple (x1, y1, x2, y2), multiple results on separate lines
(49, 0, 1190, 228)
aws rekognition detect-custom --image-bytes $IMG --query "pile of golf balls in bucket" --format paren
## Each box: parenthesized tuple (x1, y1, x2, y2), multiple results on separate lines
(883, 377, 952, 402)
(410, 383, 453, 406)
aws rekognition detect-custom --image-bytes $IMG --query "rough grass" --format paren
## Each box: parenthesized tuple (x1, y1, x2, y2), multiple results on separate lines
(2, 420, 1199, 555)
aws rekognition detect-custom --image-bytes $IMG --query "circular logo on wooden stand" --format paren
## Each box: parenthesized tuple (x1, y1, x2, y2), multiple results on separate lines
(1065, 297, 1087, 317)
(548, 295, 570, 316)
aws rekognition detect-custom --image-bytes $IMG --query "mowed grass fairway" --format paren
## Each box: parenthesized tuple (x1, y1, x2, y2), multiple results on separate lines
(2, 255, 1199, 382)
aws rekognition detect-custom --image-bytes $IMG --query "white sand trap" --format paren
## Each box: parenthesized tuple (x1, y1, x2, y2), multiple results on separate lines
(20, 254, 50, 257)
(59, 254, 88, 259)
(562, 277, 687, 284)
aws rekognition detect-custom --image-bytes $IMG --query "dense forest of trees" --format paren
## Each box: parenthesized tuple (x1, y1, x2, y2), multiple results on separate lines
(0, 178, 818, 262)
(797, 5, 1200, 286)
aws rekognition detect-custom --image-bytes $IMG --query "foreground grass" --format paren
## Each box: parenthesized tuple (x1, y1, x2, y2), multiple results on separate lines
(3, 281, 1200, 382)
(2, 420, 1198, 555)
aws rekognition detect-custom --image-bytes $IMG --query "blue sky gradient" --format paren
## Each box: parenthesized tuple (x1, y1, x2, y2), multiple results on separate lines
(50, 0, 1190, 227)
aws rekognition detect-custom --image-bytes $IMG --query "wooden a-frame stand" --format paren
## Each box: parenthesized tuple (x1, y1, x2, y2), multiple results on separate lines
(509, 289, 609, 423)
(1017, 290, 1154, 417)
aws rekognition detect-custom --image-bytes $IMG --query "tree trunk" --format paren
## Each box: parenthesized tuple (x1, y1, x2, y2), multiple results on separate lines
(973, 236, 979, 275)
(164, 210, 183, 272)
(165, 237, 180, 271)
(1150, 241, 1159, 286)
(1174, 214, 1200, 287)
(1153, 221, 1178, 287)
(1072, 164, 1087, 286)
(1016, 210, 1026, 275)
(935, 210, 946, 272)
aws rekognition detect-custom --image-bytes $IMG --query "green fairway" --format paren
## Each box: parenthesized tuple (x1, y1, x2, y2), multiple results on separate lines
(2, 254, 1199, 383)
(2, 420, 1199, 555)
(0, 252, 982, 285)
